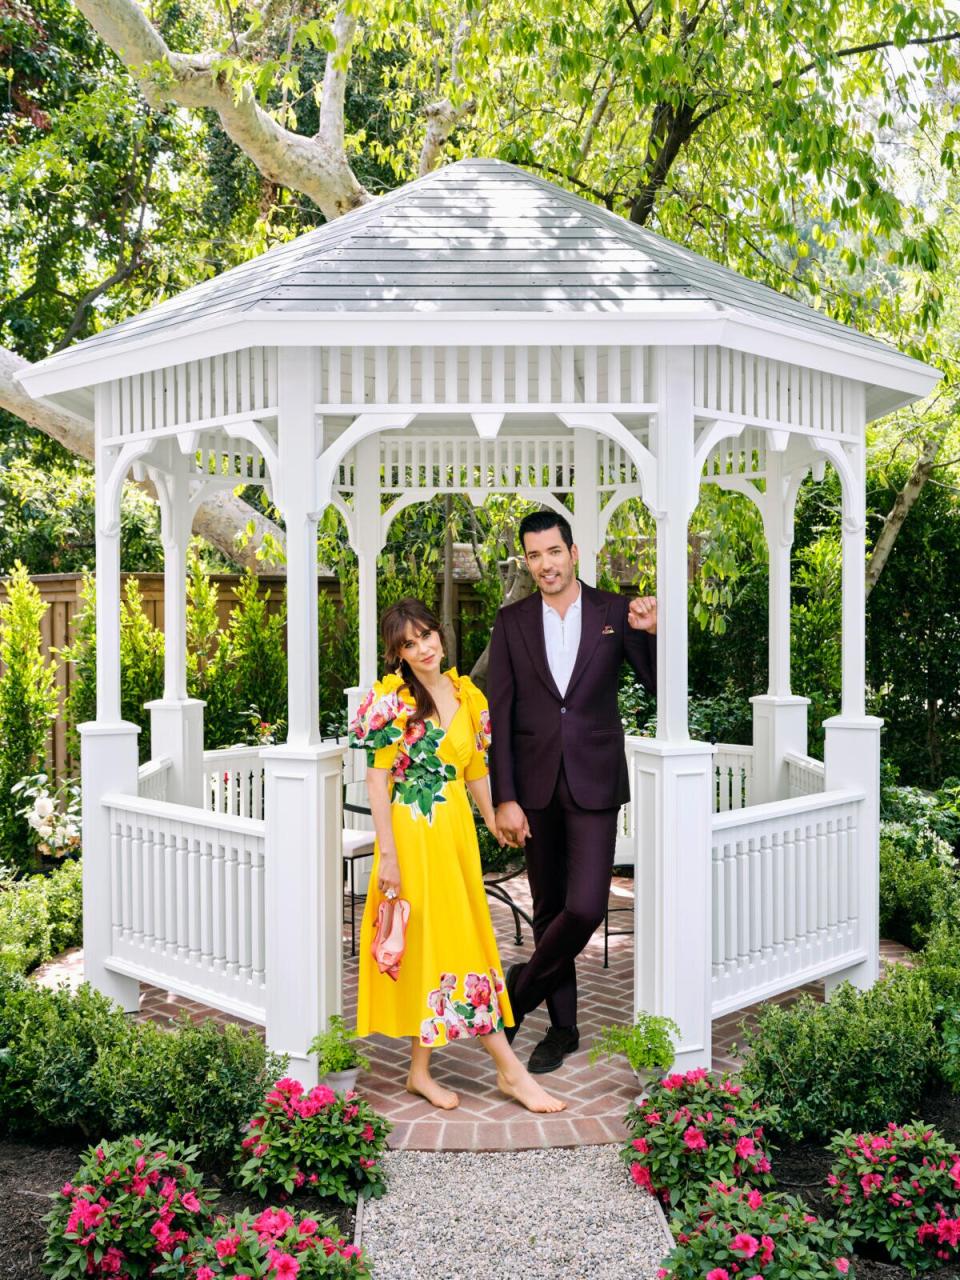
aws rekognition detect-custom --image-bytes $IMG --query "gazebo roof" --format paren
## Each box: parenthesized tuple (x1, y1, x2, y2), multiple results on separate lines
(20, 159, 940, 415)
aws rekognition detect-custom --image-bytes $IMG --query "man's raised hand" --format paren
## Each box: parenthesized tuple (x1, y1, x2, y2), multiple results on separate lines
(628, 595, 657, 633)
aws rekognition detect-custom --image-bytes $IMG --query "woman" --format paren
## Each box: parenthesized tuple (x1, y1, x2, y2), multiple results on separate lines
(349, 598, 565, 1113)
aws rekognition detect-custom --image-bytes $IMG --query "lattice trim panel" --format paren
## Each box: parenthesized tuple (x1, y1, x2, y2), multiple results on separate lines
(109, 349, 279, 437)
(315, 345, 653, 409)
(695, 347, 851, 435)
(336, 434, 640, 493)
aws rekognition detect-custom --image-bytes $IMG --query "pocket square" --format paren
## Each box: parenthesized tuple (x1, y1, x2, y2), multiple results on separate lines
(601, 625, 615, 635)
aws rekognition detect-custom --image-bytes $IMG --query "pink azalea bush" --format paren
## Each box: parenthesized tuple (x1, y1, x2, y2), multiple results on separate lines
(42, 1134, 215, 1279)
(656, 1183, 857, 1280)
(233, 1077, 390, 1204)
(622, 1069, 779, 1210)
(826, 1122, 960, 1274)
(154, 1207, 370, 1280)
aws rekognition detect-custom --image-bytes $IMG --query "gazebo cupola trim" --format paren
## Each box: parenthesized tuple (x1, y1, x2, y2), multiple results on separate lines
(18, 159, 941, 1083)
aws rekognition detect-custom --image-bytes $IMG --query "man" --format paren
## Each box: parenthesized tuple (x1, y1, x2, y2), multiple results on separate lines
(488, 509, 657, 1073)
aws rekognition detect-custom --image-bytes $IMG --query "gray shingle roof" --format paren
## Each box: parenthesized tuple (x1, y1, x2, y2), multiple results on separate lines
(45, 158, 902, 361)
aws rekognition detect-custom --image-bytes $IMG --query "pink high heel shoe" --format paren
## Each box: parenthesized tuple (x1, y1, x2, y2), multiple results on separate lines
(371, 897, 410, 981)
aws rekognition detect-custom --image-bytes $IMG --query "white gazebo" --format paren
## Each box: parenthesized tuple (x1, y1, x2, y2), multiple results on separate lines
(19, 160, 940, 1083)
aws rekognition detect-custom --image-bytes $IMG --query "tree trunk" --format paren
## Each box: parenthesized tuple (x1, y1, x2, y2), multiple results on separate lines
(441, 496, 457, 662)
(865, 432, 943, 598)
(468, 554, 534, 689)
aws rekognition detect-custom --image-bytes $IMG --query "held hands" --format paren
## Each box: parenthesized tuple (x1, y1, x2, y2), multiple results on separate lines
(495, 800, 531, 849)
(377, 851, 402, 899)
(484, 817, 507, 848)
(628, 595, 657, 634)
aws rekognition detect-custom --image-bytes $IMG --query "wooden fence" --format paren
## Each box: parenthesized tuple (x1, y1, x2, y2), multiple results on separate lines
(0, 571, 488, 780)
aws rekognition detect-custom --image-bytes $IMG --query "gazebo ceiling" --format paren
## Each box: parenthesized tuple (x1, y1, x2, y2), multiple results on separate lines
(20, 159, 939, 418)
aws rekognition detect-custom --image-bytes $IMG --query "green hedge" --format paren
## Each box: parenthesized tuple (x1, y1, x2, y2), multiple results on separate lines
(738, 967, 938, 1142)
(0, 857, 82, 975)
(0, 973, 285, 1166)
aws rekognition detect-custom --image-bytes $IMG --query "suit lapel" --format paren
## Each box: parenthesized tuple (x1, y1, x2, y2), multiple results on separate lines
(564, 583, 606, 699)
(517, 592, 563, 700)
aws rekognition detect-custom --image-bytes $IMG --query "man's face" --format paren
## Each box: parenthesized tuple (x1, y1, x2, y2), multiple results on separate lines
(522, 526, 579, 597)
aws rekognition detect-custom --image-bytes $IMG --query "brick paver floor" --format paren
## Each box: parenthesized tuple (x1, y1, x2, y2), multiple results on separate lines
(34, 879, 913, 1153)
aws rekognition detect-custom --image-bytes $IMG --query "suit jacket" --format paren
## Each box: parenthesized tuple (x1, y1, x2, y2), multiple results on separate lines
(487, 583, 657, 811)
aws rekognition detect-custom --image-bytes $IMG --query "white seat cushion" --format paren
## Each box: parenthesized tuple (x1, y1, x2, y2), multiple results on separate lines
(342, 827, 375, 858)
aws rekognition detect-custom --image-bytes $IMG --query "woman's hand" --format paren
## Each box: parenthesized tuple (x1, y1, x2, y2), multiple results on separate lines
(377, 850, 402, 899)
(484, 817, 506, 848)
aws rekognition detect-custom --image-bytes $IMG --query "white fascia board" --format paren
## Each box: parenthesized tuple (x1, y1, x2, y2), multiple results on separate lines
(18, 304, 941, 413)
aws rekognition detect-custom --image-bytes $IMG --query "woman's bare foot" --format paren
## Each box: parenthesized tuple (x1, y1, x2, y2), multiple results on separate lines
(496, 1068, 567, 1114)
(406, 1072, 459, 1110)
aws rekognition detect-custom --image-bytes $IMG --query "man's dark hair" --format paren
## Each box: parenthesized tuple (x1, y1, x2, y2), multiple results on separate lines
(518, 509, 574, 552)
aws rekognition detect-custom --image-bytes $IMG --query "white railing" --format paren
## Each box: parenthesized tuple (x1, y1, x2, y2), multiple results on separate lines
(201, 747, 265, 818)
(137, 757, 172, 802)
(714, 744, 754, 812)
(785, 751, 826, 798)
(101, 793, 267, 1022)
(710, 788, 865, 1015)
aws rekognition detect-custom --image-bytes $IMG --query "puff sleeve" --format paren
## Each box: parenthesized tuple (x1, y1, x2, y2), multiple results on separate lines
(347, 675, 408, 771)
(458, 676, 492, 782)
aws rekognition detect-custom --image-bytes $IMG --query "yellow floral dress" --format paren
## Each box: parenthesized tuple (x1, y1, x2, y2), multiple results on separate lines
(348, 669, 513, 1046)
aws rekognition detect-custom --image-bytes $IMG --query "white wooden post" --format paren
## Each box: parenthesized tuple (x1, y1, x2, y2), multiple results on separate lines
(633, 347, 715, 1069)
(824, 423, 880, 992)
(81, 383, 141, 1010)
(263, 350, 344, 1082)
(354, 434, 381, 690)
(750, 449, 810, 804)
(146, 447, 204, 806)
(573, 427, 599, 586)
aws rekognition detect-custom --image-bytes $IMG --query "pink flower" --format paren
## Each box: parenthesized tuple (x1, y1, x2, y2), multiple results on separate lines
(706, 1270, 730, 1280)
(683, 1126, 707, 1152)
(299, 1219, 319, 1236)
(215, 1233, 240, 1260)
(834, 1260, 850, 1274)
(403, 720, 427, 745)
(270, 1253, 300, 1280)
(362, 1123, 375, 1142)
(730, 1234, 760, 1258)
(150, 1218, 171, 1248)
(632, 1137, 650, 1154)
(736, 1136, 756, 1158)
(860, 1172, 883, 1196)
(341, 1245, 362, 1260)
(60, 1183, 73, 1197)
(760, 1235, 775, 1266)
(181, 1189, 201, 1212)
(630, 1163, 653, 1191)
(644, 1111, 662, 1125)
(100, 1247, 124, 1276)
(746, 1190, 764, 1210)
(196, 1270, 216, 1280)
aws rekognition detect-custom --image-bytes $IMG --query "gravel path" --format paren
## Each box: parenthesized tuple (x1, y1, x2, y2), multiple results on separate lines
(360, 1145, 672, 1280)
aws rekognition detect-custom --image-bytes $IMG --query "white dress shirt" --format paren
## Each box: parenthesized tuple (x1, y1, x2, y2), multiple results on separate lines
(542, 583, 582, 696)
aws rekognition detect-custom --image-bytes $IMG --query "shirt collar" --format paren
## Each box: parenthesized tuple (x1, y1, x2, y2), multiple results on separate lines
(542, 581, 582, 618)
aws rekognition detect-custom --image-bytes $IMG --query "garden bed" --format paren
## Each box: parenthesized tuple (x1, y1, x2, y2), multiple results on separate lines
(772, 1087, 960, 1280)
(0, 1138, 356, 1280)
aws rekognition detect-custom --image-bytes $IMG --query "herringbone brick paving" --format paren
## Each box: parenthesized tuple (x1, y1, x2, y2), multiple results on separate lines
(35, 881, 912, 1153)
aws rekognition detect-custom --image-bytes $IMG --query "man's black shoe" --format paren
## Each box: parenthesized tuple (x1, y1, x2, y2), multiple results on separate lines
(504, 963, 525, 1045)
(528, 1024, 580, 1074)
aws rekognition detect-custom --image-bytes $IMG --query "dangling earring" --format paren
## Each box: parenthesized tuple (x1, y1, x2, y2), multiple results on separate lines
(394, 659, 403, 676)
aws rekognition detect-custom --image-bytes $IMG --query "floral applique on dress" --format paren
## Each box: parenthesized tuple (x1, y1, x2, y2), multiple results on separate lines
(348, 675, 457, 823)
(419, 969, 506, 1046)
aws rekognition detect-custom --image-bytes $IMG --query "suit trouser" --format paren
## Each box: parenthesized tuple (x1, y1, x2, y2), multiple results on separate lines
(513, 762, 620, 1028)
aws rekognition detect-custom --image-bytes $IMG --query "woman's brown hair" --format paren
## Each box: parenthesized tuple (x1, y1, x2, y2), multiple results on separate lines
(380, 598, 444, 730)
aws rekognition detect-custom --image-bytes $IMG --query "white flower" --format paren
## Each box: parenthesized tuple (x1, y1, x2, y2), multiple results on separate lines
(64, 824, 79, 840)
(33, 797, 54, 820)
(36, 822, 53, 839)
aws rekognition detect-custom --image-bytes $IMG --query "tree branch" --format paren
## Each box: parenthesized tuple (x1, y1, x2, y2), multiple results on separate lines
(865, 430, 945, 598)
(417, 7, 482, 176)
(73, 0, 369, 219)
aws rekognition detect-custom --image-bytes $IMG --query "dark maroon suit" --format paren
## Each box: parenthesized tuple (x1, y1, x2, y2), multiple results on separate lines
(488, 583, 656, 1026)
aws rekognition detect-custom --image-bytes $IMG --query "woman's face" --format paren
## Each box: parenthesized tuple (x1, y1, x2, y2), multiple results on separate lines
(397, 622, 443, 679)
